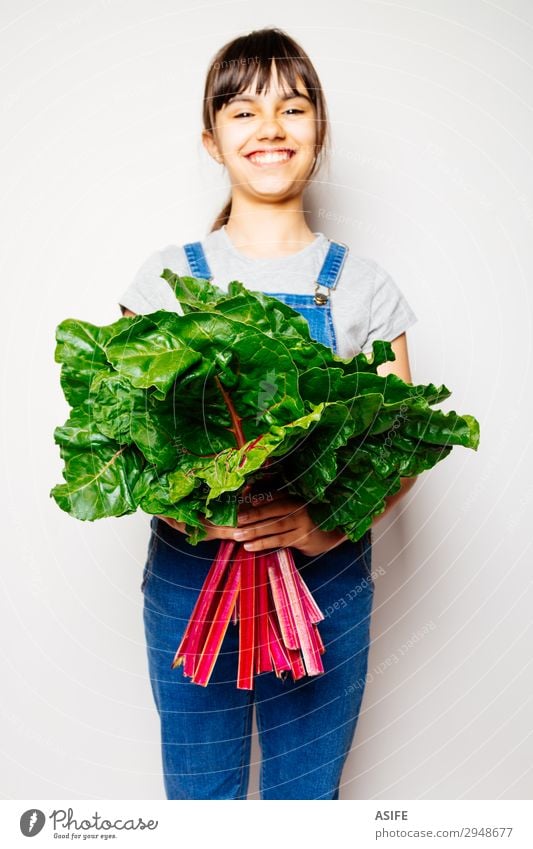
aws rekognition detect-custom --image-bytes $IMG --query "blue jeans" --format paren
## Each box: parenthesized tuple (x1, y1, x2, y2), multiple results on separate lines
(142, 517, 374, 800)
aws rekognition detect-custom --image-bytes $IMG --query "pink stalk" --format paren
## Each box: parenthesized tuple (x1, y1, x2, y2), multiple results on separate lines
(171, 542, 232, 676)
(276, 548, 325, 677)
(267, 556, 299, 650)
(287, 648, 307, 680)
(312, 623, 326, 655)
(255, 553, 272, 674)
(271, 553, 303, 650)
(267, 610, 292, 676)
(171, 541, 327, 687)
(171, 538, 236, 673)
(191, 552, 242, 686)
(306, 620, 325, 659)
(237, 548, 256, 689)
(268, 552, 316, 681)
(301, 590, 325, 625)
(284, 548, 325, 624)
(285, 551, 326, 658)
(232, 572, 241, 626)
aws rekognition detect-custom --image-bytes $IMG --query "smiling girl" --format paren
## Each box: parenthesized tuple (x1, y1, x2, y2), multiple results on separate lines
(118, 27, 418, 800)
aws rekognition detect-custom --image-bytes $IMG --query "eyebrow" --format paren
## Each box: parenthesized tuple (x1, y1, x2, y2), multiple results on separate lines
(226, 92, 313, 106)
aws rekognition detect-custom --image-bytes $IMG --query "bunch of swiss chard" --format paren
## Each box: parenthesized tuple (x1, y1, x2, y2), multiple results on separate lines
(51, 271, 480, 688)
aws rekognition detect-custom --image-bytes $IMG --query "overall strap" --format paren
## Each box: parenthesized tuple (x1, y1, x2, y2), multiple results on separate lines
(314, 240, 349, 305)
(183, 241, 213, 281)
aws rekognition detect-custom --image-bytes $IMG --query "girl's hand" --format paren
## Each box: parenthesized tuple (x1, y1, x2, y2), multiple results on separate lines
(233, 495, 346, 557)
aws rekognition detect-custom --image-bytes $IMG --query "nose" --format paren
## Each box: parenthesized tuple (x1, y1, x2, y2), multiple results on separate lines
(256, 115, 286, 141)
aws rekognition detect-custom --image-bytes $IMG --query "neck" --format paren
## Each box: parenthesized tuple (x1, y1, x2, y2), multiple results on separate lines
(224, 195, 316, 259)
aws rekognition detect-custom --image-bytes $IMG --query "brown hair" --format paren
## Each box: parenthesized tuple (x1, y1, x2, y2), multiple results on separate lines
(202, 27, 330, 232)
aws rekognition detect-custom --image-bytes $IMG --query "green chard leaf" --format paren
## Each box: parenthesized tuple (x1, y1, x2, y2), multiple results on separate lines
(51, 271, 480, 544)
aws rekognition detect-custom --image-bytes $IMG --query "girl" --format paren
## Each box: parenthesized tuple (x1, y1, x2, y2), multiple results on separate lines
(118, 27, 418, 800)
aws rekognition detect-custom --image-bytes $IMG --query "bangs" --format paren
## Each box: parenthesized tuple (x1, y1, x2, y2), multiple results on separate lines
(207, 30, 320, 122)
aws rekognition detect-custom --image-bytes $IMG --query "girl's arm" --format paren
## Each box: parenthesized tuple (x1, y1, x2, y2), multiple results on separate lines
(335, 331, 418, 542)
(371, 331, 418, 526)
(374, 331, 413, 383)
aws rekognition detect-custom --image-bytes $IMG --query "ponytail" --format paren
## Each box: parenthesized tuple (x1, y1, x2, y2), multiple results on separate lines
(210, 196, 232, 233)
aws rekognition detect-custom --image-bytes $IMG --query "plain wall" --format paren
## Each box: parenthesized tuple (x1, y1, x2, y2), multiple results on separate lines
(1, 0, 531, 799)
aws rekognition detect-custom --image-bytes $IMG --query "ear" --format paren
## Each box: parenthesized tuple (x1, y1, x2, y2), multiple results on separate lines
(202, 129, 222, 163)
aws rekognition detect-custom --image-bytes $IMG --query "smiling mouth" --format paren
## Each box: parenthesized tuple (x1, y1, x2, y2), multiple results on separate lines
(245, 149, 296, 166)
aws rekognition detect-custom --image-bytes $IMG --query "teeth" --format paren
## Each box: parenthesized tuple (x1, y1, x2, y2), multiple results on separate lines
(248, 150, 293, 164)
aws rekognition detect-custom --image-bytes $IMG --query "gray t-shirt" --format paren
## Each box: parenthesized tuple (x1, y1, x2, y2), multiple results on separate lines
(117, 225, 417, 359)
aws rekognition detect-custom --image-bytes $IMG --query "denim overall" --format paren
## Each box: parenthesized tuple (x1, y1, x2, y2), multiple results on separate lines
(141, 237, 375, 800)
(183, 237, 348, 351)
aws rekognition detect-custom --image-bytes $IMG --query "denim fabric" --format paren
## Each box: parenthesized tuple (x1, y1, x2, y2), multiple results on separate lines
(142, 517, 374, 800)
(262, 291, 338, 353)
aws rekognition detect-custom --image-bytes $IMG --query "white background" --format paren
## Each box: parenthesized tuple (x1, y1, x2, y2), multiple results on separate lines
(1, 0, 531, 800)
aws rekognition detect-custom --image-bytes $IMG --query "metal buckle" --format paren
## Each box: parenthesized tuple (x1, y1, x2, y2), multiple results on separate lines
(313, 240, 349, 305)
(314, 285, 330, 305)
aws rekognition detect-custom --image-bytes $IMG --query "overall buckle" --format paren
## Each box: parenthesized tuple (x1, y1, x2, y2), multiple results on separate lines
(314, 284, 330, 305)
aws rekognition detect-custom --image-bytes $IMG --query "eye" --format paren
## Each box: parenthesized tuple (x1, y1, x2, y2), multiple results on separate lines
(233, 108, 305, 118)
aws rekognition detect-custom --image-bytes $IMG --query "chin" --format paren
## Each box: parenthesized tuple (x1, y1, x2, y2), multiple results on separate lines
(248, 175, 308, 196)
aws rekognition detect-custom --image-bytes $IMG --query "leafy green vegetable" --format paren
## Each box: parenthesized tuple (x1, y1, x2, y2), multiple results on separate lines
(51, 272, 480, 543)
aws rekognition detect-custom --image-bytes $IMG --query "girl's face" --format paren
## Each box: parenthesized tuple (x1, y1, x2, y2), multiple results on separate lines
(203, 62, 318, 203)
